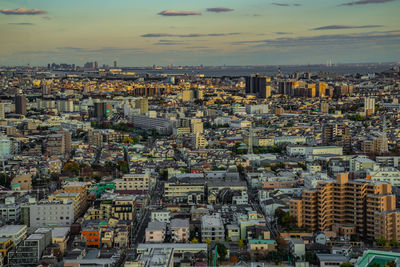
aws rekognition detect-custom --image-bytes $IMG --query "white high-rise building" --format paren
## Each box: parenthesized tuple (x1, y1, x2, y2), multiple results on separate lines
(364, 97, 375, 115)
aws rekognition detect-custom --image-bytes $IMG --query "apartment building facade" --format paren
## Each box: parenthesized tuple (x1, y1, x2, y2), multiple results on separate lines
(290, 173, 400, 240)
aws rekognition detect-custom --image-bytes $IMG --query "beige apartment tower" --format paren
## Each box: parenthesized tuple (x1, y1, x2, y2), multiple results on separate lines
(290, 173, 400, 240)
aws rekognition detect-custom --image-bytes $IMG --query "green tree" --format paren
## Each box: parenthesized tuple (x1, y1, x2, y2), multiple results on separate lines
(305, 251, 317, 265)
(275, 236, 288, 252)
(50, 172, 59, 181)
(151, 129, 159, 138)
(0, 174, 10, 188)
(205, 237, 211, 247)
(91, 174, 102, 183)
(216, 243, 228, 260)
(64, 161, 80, 175)
(123, 136, 134, 144)
(390, 239, 399, 247)
(340, 263, 354, 267)
(117, 161, 129, 174)
(377, 237, 387, 247)
(160, 169, 168, 181)
(238, 238, 245, 249)
(104, 161, 115, 168)
(191, 237, 199, 244)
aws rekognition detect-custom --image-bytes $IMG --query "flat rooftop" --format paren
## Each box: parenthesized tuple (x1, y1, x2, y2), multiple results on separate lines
(0, 225, 27, 234)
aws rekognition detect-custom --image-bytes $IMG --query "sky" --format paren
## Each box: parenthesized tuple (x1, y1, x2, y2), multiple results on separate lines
(0, 0, 400, 66)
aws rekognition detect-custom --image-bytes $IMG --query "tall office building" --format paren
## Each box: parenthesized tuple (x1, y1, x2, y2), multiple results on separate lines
(182, 90, 194, 102)
(94, 102, 112, 120)
(317, 82, 328, 97)
(364, 97, 375, 115)
(114, 61, 117, 68)
(320, 101, 329, 114)
(194, 89, 204, 100)
(0, 103, 5, 120)
(58, 99, 74, 113)
(15, 95, 27, 116)
(190, 119, 203, 134)
(245, 75, 271, 98)
(42, 84, 51, 95)
(192, 133, 208, 149)
(135, 98, 149, 115)
(290, 173, 400, 240)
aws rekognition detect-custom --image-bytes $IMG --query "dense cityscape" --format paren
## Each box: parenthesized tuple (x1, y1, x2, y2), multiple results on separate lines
(0, 62, 398, 266)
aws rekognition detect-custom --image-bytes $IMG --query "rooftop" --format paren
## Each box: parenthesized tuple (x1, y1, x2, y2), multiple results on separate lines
(316, 253, 350, 262)
(146, 221, 166, 231)
(249, 239, 277, 245)
(0, 225, 27, 234)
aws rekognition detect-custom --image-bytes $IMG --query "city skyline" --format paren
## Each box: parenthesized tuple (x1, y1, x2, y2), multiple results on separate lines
(1, 0, 400, 66)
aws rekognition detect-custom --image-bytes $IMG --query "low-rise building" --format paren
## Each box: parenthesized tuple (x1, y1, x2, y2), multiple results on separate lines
(52, 227, 70, 254)
(289, 238, 305, 258)
(249, 239, 277, 258)
(8, 228, 52, 266)
(151, 210, 171, 223)
(145, 221, 166, 243)
(29, 200, 74, 227)
(81, 228, 101, 248)
(114, 173, 150, 191)
(0, 237, 14, 259)
(367, 166, 400, 186)
(10, 174, 32, 191)
(0, 225, 27, 245)
(170, 219, 189, 243)
(201, 213, 224, 242)
(0, 197, 21, 223)
(356, 250, 400, 267)
(317, 254, 350, 267)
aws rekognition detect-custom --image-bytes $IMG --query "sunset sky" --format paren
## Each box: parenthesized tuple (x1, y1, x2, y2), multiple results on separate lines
(1, 0, 399, 66)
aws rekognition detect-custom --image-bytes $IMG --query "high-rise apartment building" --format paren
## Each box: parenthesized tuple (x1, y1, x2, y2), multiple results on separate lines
(88, 129, 103, 147)
(246, 75, 271, 98)
(322, 123, 351, 153)
(364, 97, 375, 116)
(182, 90, 194, 102)
(190, 118, 203, 134)
(94, 102, 112, 120)
(46, 134, 65, 156)
(15, 95, 27, 116)
(320, 101, 329, 114)
(193, 133, 208, 149)
(42, 84, 51, 95)
(194, 89, 204, 100)
(362, 134, 388, 154)
(134, 98, 148, 115)
(58, 99, 74, 113)
(290, 173, 400, 240)
(317, 82, 328, 97)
